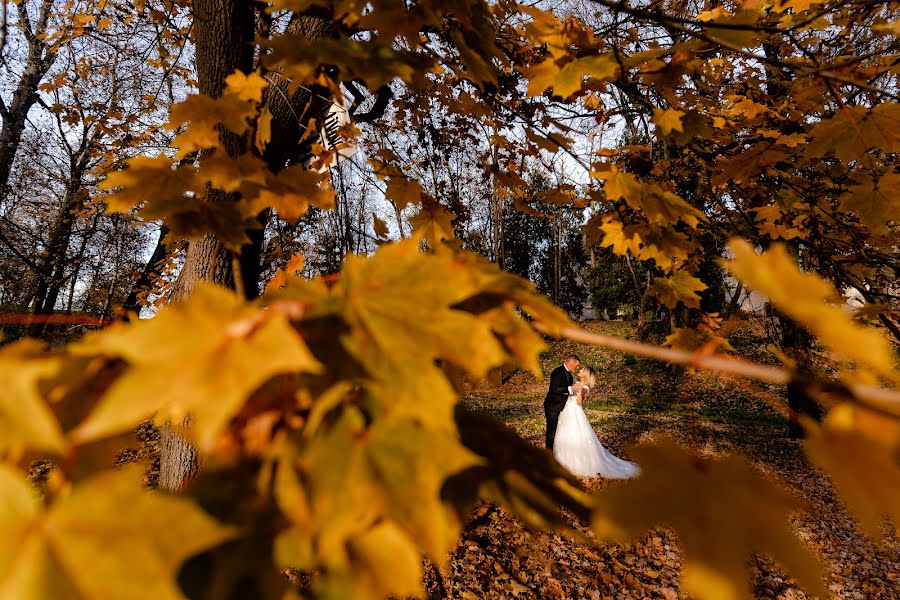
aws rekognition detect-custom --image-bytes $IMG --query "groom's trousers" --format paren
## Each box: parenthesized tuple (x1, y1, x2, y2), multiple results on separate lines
(544, 403, 563, 449)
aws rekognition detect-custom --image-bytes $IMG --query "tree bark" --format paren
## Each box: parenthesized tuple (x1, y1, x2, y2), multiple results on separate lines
(168, 0, 256, 304)
(0, 0, 56, 197)
(160, 0, 257, 491)
(123, 224, 171, 315)
(160, 2, 335, 491)
(778, 242, 820, 438)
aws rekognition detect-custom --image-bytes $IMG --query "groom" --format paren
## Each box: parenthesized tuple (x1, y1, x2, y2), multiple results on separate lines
(544, 353, 582, 449)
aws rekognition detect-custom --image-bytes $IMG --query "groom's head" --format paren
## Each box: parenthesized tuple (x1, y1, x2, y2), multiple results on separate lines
(564, 354, 581, 372)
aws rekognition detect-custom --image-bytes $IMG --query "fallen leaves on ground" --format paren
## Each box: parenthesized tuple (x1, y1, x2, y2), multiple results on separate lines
(444, 320, 898, 599)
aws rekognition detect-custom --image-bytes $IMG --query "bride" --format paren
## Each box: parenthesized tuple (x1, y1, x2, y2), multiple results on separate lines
(553, 366, 640, 479)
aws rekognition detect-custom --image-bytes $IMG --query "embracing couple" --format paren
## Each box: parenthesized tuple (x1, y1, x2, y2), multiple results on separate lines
(544, 354, 640, 479)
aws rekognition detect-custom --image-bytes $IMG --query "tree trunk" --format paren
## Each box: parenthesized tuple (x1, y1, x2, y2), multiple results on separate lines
(0, 0, 56, 197)
(168, 0, 256, 304)
(123, 224, 171, 315)
(25, 183, 87, 337)
(159, 0, 257, 491)
(726, 280, 744, 317)
(159, 416, 201, 491)
(160, 2, 335, 491)
(777, 243, 820, 438)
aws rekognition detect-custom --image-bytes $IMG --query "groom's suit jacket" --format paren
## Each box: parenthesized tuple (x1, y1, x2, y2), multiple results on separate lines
(543, 365, 573, 411)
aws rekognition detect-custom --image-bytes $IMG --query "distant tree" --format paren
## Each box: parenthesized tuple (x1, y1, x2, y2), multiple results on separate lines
(586, 247, 649, 319)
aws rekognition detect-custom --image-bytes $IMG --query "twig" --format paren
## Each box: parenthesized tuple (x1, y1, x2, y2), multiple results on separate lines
(231, 255, 245, 299)
(589, 0, 900, 102)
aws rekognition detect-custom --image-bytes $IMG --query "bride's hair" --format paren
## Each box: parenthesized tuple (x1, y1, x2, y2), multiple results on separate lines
(580, 366, 598, 388)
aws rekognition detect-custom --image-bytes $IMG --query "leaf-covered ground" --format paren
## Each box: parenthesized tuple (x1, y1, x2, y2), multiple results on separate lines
(432, 321, 899, 599)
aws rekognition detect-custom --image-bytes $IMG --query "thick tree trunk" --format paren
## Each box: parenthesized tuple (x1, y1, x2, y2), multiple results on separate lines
(168, 0, 256, 303)
(169, 233, 235, 303)
(159, 416, 201, 491)
(160, 0, 257, 491)
(0, 0, 56, 197)
(160, 3, 335, 491)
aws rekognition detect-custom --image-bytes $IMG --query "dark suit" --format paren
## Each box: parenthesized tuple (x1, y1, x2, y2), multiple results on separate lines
(544, 364, 573, 449)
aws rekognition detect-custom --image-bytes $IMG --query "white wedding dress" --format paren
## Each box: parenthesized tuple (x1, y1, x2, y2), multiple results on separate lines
(553, 388, 640, 479)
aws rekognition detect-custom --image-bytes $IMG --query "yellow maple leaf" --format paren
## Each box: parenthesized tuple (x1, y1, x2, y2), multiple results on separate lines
(275, 412, 476, 581)
(712, 116, 733, 128)
(254, 107, 273, 154)
(597, 218, 642, 257)
(266, 253, 304, 291)
(752, 205, 808, 240)
(804, 404, 900, 541)
(592, 438, 828, 600)
(649, 271, 707, 309)
(841, 172, 899, 234)
(775, 133, 808, 148)
(167, 93, 258, 158)
(409, 200, 455, 245)
(806, 103, 900, 163)
(198, 153, 268, 193)
(273, 239, 564, 426)
(0, 466, 234, 599)
(773, 0, 817, 12)
(520, 6, 573, 59)
(726, 97, 769, 119)
(652, 108, 686, 135)
(594, 165, 706, 228)
(726, 239, 897, 378)
(636, 226, 695, 269)
(224, 70, 269, 103)
(526, 54, 619, 98)
(70, 284, 322, 450)
(0, 340, 67, 454)
(246, 165, 335, 225)
(99, 155, 197, 214)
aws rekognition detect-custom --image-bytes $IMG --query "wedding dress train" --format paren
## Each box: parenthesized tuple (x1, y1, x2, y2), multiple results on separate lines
(553, 394, 640, 479)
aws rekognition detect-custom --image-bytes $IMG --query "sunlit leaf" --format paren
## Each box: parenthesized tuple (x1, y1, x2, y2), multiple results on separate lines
(652, 108, 686, 135)
(726, 240, 896, 378)
(526, 54, 619, 98)
(0, 340, 66, 454)
(71, 285, 322, 449)
(649, 271, 707, 309)
(99, 155, 196, 214)
(167, 93, 258, 158)
(224, 70, 269, 103)
(0, 466, 234, 599)
(804, 404, 900, 541)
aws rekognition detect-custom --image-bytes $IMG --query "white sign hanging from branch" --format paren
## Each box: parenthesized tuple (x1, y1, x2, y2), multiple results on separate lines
(315, 96, 357, 172)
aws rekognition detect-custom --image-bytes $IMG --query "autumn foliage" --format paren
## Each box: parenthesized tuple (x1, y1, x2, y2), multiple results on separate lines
(0, 0, 898, 598)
